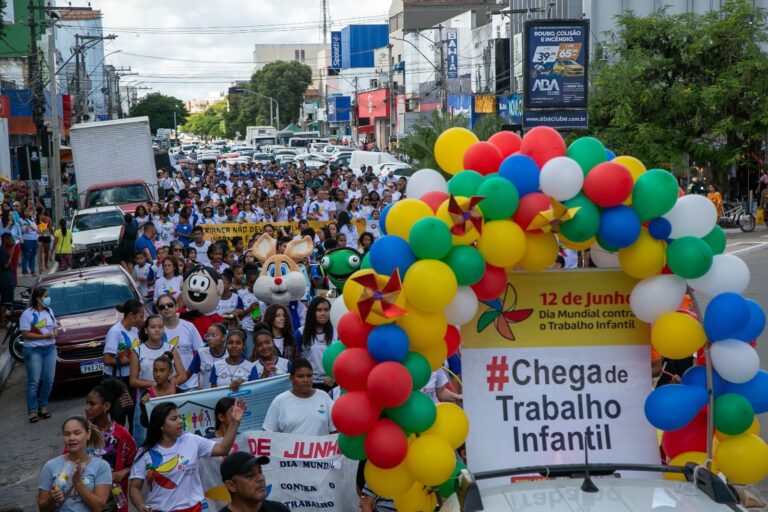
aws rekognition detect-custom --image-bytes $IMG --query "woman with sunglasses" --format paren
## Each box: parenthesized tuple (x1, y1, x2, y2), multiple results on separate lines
(156, 294, 204, 393)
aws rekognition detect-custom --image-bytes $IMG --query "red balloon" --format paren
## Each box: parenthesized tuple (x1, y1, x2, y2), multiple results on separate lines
(662, 408, 708, 459)
(463, 141, 504, 176)
(471, 264, 507, 300)
(333, 348, 377, 391)
(520, 126, 566, 168)
(583, 162, 633, 207)
(337, 311, 374, 348)
(488, 131, 523, 158)
(512, 192, 551, 232)
(364, 418, 408, 469)
(420, 191, 450, 213)
(332, 391, 381, 436)
(445, 325, 461, 357)
(368, 362, 413, 408)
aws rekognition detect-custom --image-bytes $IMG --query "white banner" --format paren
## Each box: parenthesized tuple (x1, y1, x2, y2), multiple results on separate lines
(200, 431, 359, 511)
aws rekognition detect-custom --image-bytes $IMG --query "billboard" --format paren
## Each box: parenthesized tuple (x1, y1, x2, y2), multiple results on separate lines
(328, 95, 351, 123)
(497, 94, 522, 124)
(331, 31, 342, 70)
(357, 88, 389, 119)
(524, 109, 588, 130)
(446, 28, 458, 79)
(523, 20, 589, 109)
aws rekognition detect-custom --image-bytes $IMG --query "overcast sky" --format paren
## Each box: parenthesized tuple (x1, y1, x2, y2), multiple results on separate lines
(88, 0, 391, 101)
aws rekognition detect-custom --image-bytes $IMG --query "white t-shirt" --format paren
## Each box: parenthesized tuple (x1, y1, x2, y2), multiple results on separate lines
(19, 307, 57, 348)
(129, 433, 216, 510)
(157, 221, 176, 245)
(215, 293, 244, 316)
(422, 369, 450, 404)
(339, 223, 359, 249)
(308, 200, 336, 221)
(133, 341, 174, 382)
(191, 240, 212, 265)
(131, 263, 155, 298)
(263, 389, 335, 435)
(300, 332, 332, 384)
(163, 319, 204, 390)
(103, 323, 140, 377)
(210, 357, 258, 387)
(253, 357, 290, 378)
(187, 346, 226, 390)
(154, 275, 183, 300)
(238, 290, 260, 332)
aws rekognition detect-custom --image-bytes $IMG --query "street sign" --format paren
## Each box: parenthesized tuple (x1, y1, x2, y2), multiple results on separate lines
(446, 28, 459, 79)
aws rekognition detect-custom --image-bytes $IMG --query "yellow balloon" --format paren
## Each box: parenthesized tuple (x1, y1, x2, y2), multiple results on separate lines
(386, 199, 434, 241)
(396, 305, 447, 351)
(423, 403, 469, 449)
(435, 127, 479, 176)
(403, 260, 457, 313)
(343, 269, 407, 325)
(665, 451, 717, 481)
(437, 197, 481, 245)
(618, 228, 666, 279)
(477, 220, 526, 268)
(393, 482, 438, 512)
(364, 460, 415, 497)
(715, 433, 768, 485)
(406, 434, 456, 486)
(417, 339, 448, 371)
(559, 235, 595, 252)
(519, 232, 559, 271)
(613, 155, 647, 182)
(651, 312, 707, 359)
(716, 417, 760, 442)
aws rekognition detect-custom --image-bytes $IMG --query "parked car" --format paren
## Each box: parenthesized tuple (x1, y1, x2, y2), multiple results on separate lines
(34, 265, 143, 384)
(71, 206, 124, 268)
(83, 180, 153, 215)
(372, 162, 413, 178)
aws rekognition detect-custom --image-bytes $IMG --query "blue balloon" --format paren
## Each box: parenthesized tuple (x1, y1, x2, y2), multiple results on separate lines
(680, 365, 725, 397)
(731, 299, 766, 342)
(598, 206, 641, 248)
(498, 154, 540, 196)
(369, 235, 416, 277)
(723, 370, 768, 413)
(379, 202, 395, 236)
(605, 149, 617, 160)
(644, 384, 708, 431)
(367, 324, 410, 362)
(648, 217, 672, 241)
(704, 292, 751, 341)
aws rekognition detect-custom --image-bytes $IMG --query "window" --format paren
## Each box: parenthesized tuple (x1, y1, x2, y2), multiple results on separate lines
(295, 49, 305, 62)
(47, 274, 137, 317)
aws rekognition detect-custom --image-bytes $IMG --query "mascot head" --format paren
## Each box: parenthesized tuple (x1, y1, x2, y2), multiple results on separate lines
(182, 265, 223, 315)
(251, 234, 313, 306)
(320, 247, 362, 289)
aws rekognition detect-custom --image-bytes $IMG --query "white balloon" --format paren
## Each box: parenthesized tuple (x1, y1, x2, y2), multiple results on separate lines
(590, 245, 620, 268)
(329, 296, 349, 329)
(663, 194, 718, 239)
(444, 286, 479, 326)
(630, 275, 687, 323)
(539, 156, 584, 201)
(687, 254, 750, 297)
(406, 168, 448, 198)
(711, 339, 760, 384)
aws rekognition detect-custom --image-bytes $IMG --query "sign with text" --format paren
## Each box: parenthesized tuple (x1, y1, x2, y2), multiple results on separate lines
(446, 28, 459, 79)
(331, 31, 342, 70)
(200, 220, 367, 242)
(462, 270, 658, 483)
(523, 19, 589, 110)
(523, 109, 588, 130)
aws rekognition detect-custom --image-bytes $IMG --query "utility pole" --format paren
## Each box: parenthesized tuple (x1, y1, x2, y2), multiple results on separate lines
(73, 33, 118, 122)
(387, 43, 395, 145)
(438, 24, 447, 112)
(29, 1, 45, 143)
(352, 76, 358, 143)
(46, 11, 62, 221)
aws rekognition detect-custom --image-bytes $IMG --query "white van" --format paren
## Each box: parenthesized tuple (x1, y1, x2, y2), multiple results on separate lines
(349, 150, 398, 170)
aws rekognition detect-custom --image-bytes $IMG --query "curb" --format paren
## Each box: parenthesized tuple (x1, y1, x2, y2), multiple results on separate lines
(0, 352, 14, 390)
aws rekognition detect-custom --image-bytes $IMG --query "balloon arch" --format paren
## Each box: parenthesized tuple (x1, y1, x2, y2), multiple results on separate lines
(323, 126, 768, 510)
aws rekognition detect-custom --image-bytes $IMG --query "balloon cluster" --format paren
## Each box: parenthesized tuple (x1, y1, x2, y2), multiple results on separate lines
(325, 125, 768, 508)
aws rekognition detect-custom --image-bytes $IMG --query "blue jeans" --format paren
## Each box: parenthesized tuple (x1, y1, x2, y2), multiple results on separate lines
(23, 344, 56, 413)
(21, 239, 38, 275)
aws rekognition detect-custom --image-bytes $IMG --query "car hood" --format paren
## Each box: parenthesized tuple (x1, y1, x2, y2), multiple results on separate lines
(56, 308, 121, 344)
(72, 226, 121, 246)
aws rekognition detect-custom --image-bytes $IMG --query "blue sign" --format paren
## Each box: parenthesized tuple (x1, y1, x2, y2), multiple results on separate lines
(497, 94, 522, 124)
(446, 28, 458, 79)
(523, 109, 588, 130)
(523, 20, 589, 109)
(328, 95, 351, 123)
(331, 31, 342, 70)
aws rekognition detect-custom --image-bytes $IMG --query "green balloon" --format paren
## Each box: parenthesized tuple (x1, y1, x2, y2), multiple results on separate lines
(322, 341, 346, 379)
(666, 237, 713, 279)
(702, 226, 727, 255)
(409, 217, 453, 260)
(442, 245, 485, 286)
(437, 460, 467, 498)
(566, 137, 606, 175)
(595, 234, 619, 253)
(632, 169, 679, 221)
(360, 251, 372, 269)
(559, 193, 600, 243)
(448, 170, 484, 197)
(383, 391, 436, 433)
(338, 433, 367, 460)
(402, 352, 432, 389)
(477, 176, 520, 220)
(714, 393, 754, 436)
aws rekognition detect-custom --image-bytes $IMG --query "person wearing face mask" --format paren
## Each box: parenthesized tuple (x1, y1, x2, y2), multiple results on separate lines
(20, 286, 59, 424)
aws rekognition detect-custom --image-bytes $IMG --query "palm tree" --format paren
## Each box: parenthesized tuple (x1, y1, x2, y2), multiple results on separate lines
(399, 111, 469, 172)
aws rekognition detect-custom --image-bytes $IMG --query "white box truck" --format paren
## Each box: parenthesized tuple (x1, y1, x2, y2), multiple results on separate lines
(70, 116, 159, 213)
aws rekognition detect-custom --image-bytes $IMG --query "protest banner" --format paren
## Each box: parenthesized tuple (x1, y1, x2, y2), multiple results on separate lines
(146, 375, 291, 438)
(199, 431, 359, 511)
(461, 270, 659, 485)
(200, 219, 368, 242)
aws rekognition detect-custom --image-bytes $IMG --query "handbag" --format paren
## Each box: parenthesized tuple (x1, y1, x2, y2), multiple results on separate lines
(119, 388, 134, 409)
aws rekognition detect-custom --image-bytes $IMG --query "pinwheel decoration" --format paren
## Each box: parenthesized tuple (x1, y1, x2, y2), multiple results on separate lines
(447, 195, 484, 236)
(526, 197, 581, 233)
(477, 284, 534, 341)
(352, 270, 407, 322)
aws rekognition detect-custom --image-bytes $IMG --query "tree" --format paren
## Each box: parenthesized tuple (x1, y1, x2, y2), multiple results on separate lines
(586, 0, 768, 188)
(181, 100, 228, 139)
(399, 111, 469, 172)
(130, 92, 189, 134)
(472, 114, 504, 141)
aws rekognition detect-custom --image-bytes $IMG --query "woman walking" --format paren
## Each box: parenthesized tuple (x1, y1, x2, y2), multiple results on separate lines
(20, 287, 58, 423)
(117, 213, 138, 273)
(53, 218, 73, 271)
(20, 207, 39, 276)
(37, 207, 53, 272)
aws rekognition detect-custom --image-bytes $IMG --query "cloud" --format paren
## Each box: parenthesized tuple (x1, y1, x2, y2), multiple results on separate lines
(90, 0, 390, 101)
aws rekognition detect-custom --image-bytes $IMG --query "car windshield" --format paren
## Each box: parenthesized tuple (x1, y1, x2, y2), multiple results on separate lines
(47, 274, 137, 316)
(86, 184, 148, 207)
(73, 210, 124, 231)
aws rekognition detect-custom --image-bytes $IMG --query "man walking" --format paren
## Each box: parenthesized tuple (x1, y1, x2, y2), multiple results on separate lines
(218, 452, 290, 512)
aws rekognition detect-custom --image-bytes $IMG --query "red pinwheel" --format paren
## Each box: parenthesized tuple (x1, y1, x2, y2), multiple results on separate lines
(447, 195, 484, 236)
(352, 270, 407, 322)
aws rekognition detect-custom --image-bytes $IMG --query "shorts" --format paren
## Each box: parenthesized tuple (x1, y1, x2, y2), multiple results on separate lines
(0, 285, 14, 306)
(39, 236, 51, 244)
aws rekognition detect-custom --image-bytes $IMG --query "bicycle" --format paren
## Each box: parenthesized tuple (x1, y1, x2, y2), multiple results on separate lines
(719, 202, 756, 232)
(2, 286, 31, 363)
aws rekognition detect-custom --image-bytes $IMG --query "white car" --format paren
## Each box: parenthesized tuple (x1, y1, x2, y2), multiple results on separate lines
(372, 162, 413, 178)
(70, 206, 125, 268)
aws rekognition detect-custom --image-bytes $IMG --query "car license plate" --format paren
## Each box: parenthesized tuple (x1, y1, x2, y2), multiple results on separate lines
(80, 361, 104, 374)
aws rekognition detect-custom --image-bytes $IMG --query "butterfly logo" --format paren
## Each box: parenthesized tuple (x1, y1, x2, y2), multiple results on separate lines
(145, 451, 183, 490)
(477, 284, 534, 341)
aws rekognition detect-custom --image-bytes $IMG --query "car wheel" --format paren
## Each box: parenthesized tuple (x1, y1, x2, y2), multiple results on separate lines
(10, 332, 25, 363)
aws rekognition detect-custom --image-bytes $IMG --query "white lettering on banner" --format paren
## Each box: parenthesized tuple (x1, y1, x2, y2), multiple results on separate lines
(199, 431, 358, 511)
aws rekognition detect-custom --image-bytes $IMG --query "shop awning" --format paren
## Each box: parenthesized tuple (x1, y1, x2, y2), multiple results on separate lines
(358, 124, 375, 134)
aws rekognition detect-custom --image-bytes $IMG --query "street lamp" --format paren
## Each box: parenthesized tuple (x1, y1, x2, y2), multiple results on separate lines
(231, 87, 280, 129)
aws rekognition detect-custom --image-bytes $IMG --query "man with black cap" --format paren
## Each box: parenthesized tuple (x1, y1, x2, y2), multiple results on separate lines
(218, 452, 290, 512)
